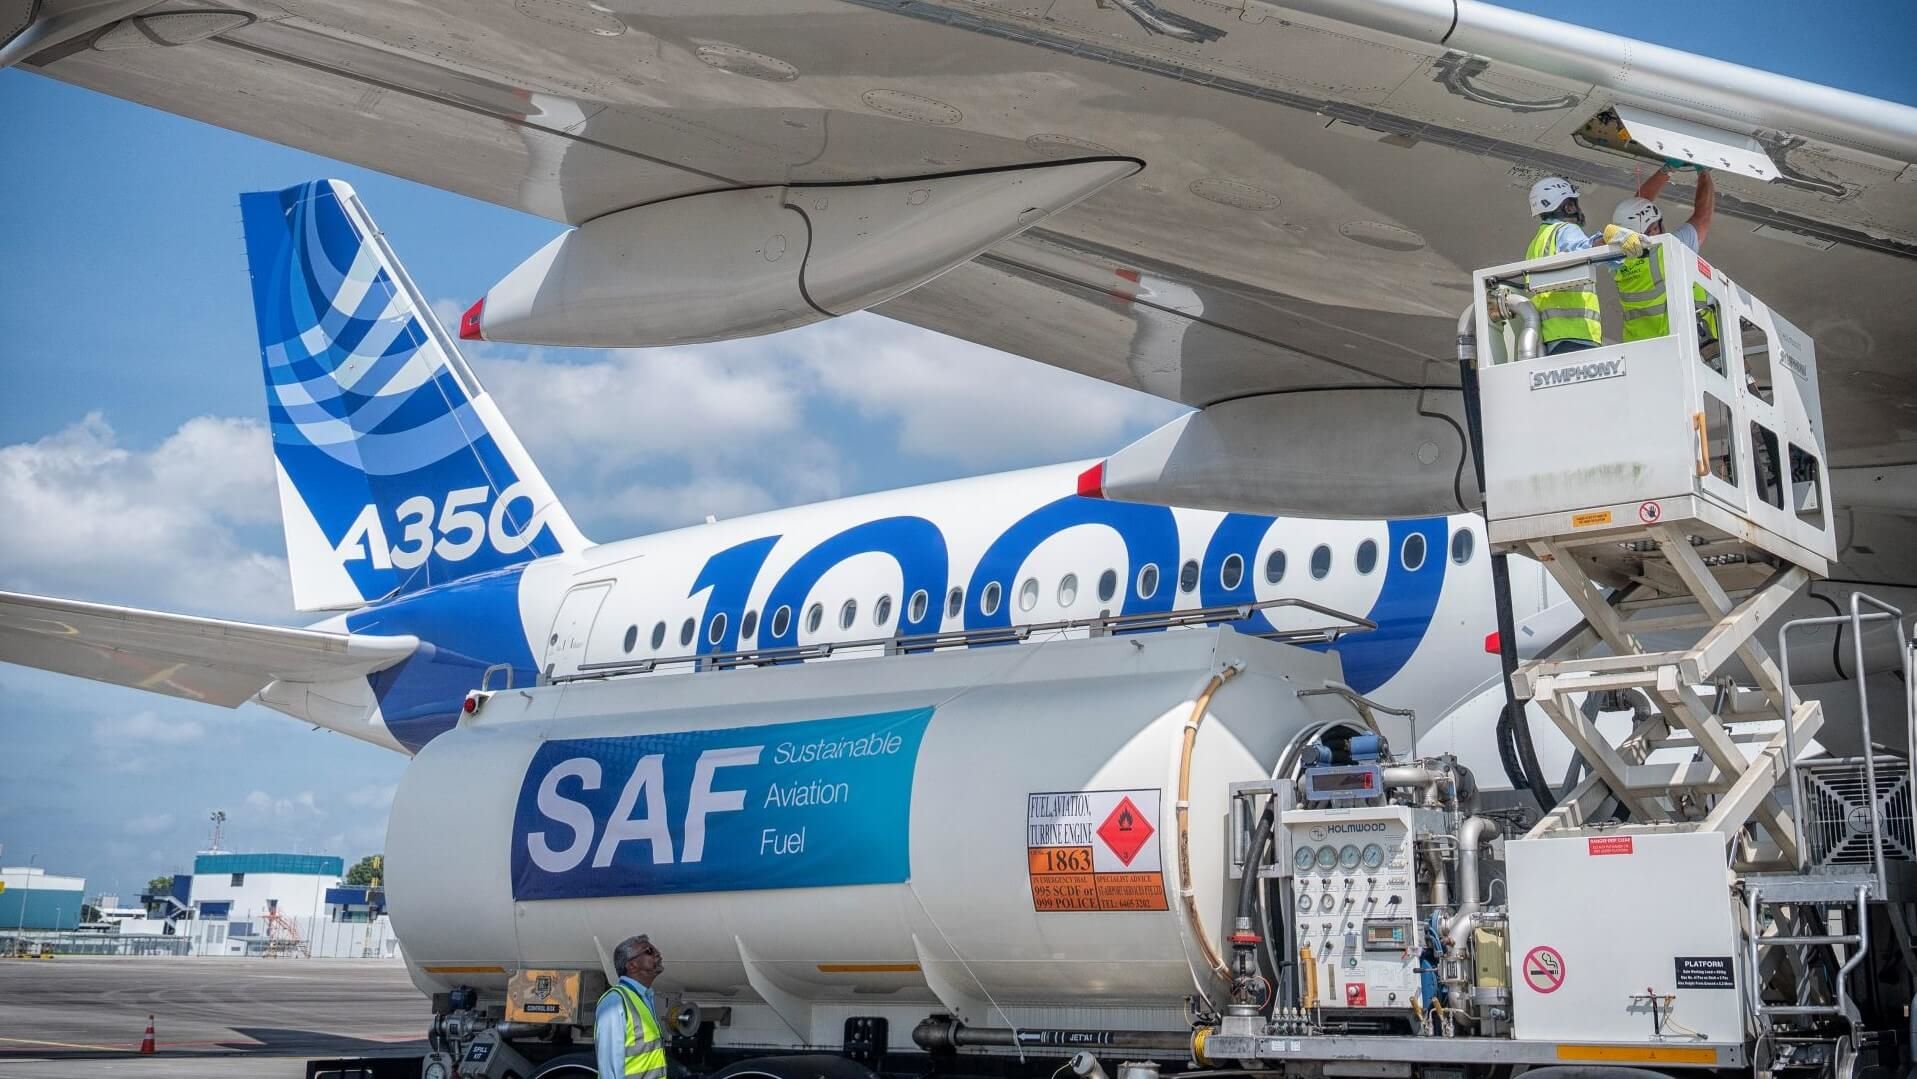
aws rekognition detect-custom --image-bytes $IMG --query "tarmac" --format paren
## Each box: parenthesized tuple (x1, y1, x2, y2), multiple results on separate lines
(0, 954, 428, 1077)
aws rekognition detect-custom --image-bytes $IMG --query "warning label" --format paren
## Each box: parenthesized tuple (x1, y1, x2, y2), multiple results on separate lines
(1027, 789, 1168, 912)
(1522, 945, 1566, 994)
(1587, 835, 1634, 856)
(1674, 955, 1735, 988)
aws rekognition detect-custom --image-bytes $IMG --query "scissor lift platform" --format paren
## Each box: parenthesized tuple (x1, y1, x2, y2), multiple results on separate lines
(1470, 235, 1837, 863)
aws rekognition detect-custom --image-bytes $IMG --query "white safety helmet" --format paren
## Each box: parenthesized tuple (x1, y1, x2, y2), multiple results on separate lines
(1528, 176, 1578, 216)
(1612, 196, 1664, 233)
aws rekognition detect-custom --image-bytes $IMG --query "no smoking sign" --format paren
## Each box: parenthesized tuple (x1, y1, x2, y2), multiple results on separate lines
(1522, 945, 1566, 994)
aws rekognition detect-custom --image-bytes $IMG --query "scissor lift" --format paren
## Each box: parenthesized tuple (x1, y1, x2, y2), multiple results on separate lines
(1471, 234, 1835, 860)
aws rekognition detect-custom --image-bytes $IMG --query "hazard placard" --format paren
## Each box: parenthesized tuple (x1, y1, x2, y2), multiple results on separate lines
(1522, 945, 1566, 994)
(1027, 789, 1168, 912)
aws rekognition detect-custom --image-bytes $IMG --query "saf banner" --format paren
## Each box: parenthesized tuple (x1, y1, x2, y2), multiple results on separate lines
(511, 708, 932, 900)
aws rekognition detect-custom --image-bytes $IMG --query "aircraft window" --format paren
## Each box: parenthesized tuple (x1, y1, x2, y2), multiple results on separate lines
(908, 589, 929, 624)
(1058, 574, 1079, 606)
(1401, 533, 1427, 572)
(981, 581, 1003, 616)
(1220, 553, 1244, 590)
(875, 594, 894, 626)
(1450, 528, 1475, 565)
(771, 605, 792, 638)
(1265, 549, 1287, 584)
(1310, 545, 1331, 580)
(651, 621, 666, 650)
(740, 609, 758, 641)
(946, 586, 964, 619)
(707, 611, 728, 646)
(623, 624, 638, 653)
(1355, 539, 1378, 575)
(1179, 559, 1200, 593)
(839, 599, 859, 630)
(1097, 569, 1118, 603)
(1137, 564, 1160, 599)
(806, 603, 824, 634)
(679, 618, 695, 647)
(1018, 577, 1040, 612)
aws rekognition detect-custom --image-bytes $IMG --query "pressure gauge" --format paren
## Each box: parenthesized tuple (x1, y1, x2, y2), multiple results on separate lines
(1360, 843, 1386, 870)
(1294, 845, 1316, 871)
(1297, 891, 1314, 914)
(1319, 892, 1337, 912)
(1338, 844, 1361, 870)
(1315, 845, 1339, 870)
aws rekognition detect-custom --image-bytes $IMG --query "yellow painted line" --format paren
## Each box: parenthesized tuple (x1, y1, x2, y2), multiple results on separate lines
(816, 963, 922, 974)
(0, 1035, 131, 1052)
(1556, 1044, 1718, 1065)
(422, 964, 507, 974)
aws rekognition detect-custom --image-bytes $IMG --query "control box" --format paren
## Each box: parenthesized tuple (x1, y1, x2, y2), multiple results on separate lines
(1285, 806, 1438, 1009)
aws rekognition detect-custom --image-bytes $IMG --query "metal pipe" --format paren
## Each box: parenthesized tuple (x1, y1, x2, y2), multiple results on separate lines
(1443, 817, 1503, 951)
(1382, 764, 1449, 807)
(1495, 290, 1543, 362)
(912, 1017, 1192, 1053)
(1177, 664, 1245, 983)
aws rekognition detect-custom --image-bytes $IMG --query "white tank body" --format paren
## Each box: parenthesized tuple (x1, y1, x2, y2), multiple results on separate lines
(387, 628, 1381, 1043)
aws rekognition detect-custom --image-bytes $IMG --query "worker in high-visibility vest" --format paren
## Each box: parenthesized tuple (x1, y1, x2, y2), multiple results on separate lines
(596, 934, 670, 1079)
(1521, 176, 1612, 355)
(1610, 166, 1719, 348)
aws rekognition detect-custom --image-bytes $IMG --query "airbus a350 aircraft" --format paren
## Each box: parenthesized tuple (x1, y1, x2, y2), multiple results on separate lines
(0, 179, 1520, 756)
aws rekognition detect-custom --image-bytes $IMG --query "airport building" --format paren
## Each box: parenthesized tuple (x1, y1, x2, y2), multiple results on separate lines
(125, 851, 397, 958)
(0, 866, 86, 931)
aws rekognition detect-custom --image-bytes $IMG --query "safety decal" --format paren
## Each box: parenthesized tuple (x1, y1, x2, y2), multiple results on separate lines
(1638, 500, 1663, 524)
(1571, 510, 1614, 529)
(1522, 945, 1566, 994)
(1587, 835, 1634, 856)
(1673, 955, 1734, 988)
(1027, 789, 1168, 912)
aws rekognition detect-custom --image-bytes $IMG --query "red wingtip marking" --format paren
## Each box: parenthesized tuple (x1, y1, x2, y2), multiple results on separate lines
(1076, 462, 1106, 499)
(1483, 630, 1501, 655)
(459, 298, 485, 340)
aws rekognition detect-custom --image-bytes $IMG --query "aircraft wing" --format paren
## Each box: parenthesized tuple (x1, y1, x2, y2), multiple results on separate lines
(13, 0, 1917, 468)
(0, 590, 418, 707)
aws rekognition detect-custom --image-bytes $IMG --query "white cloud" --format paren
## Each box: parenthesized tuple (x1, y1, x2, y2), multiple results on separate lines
(342, 784, 397, 811)
(244, 789, 324, 818)
(0, 413, 290, 619)
(93, 710, 205, 747)
(791, 314, 1188, 468)
(122, 812, 175, 837)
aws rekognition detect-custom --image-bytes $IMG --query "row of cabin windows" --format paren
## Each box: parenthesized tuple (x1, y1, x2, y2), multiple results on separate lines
(615, 527, 1479, 655)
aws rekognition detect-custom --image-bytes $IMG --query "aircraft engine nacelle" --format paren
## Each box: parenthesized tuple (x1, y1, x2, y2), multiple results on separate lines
(460, 158, 1140, 348)
(1082, 389, 1479, 520)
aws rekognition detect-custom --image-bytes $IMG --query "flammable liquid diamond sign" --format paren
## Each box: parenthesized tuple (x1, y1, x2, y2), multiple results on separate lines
(1026, 788, 1168, 912)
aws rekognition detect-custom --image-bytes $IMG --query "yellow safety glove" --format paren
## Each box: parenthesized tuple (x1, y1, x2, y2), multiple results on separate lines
(1602, 224, 1646, 257)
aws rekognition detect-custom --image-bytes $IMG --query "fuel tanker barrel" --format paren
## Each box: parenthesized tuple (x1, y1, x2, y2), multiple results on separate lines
(386, 627, 1377, 1036)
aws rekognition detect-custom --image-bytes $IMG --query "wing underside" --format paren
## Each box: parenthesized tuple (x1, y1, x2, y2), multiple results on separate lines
(13, 0, 1917, 467)
(0, 590, 417, 708)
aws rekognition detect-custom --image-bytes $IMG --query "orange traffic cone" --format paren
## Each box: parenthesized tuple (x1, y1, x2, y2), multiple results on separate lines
(139, 1015, 155, 1055)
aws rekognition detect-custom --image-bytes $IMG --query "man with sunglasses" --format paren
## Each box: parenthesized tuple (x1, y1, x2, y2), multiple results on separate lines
(596, 934, 670, 1079)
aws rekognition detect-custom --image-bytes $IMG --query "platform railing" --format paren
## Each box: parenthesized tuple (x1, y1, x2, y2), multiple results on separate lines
(1777, 592, 1910, 882)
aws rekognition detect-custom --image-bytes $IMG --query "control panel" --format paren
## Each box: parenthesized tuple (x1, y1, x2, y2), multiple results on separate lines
(1285, 806, 1434, 1010)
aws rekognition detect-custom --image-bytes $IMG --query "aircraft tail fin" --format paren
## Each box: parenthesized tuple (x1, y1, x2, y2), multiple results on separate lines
(240, 179, 586, 611)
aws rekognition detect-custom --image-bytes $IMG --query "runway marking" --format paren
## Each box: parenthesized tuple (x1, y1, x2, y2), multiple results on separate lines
(0, 1036, 132, 1052)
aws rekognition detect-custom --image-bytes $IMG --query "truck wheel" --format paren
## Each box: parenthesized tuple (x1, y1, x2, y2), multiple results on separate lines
(711, 1055, 879, 1079)
(528, 1052, 598, 1077)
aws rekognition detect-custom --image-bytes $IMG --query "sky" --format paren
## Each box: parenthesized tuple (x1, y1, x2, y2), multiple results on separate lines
(0, 1, 1910, 900)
